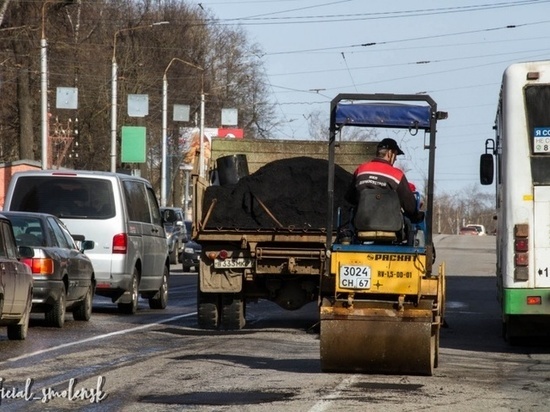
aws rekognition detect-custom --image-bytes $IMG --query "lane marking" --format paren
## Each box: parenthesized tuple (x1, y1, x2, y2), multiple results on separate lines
(2, 312, 197, 364)
(308, 375, 358, 412)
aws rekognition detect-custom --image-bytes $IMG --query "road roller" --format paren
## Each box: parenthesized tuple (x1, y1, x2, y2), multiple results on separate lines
(320, 93, 447, 375)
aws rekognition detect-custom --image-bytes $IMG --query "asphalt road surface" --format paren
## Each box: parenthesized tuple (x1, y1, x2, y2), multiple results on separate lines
(1, 235, 549, 411)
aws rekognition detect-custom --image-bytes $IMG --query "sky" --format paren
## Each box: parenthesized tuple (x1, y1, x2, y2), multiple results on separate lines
(198, 0, 550, 195)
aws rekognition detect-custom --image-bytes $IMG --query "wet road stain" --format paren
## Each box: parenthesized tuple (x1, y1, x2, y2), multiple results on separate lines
(352, 382, 424, 391)
(139, 390, 295, 405)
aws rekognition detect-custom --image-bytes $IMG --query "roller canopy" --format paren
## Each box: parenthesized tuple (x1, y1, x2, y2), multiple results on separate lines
(335, 102, 432, 129)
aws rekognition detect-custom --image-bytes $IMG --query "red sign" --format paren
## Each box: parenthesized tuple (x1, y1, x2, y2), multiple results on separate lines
(217, 128, 244, 138)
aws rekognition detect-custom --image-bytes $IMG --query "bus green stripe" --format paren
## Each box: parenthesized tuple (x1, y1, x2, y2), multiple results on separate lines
(503, 288, 550, 315)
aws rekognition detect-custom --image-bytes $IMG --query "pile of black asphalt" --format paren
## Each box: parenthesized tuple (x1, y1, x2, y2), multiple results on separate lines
(202, 156, 354, 230)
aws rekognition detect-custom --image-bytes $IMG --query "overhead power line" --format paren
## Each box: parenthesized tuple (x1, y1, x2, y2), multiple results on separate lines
(205, 0, 550, 26)
(264, 19, 550, 56)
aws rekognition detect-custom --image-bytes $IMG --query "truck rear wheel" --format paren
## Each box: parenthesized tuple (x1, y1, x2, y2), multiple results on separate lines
(221, 294, 246, 330)
(197, 290, 220, 329)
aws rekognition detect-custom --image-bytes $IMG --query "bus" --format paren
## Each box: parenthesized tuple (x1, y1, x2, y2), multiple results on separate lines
(481, 60, 550, 342)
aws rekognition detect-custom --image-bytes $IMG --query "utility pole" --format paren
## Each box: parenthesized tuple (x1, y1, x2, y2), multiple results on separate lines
(437, 203, 441, 234)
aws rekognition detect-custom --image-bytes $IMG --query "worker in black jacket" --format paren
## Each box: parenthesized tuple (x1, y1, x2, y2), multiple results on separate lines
(346, 138, 424, 223)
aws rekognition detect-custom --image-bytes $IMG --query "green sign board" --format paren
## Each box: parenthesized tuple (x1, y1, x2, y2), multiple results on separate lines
(121, 126, 146, 163)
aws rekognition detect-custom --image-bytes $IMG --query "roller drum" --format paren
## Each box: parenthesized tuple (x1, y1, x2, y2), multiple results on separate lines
(320, 313, 436, 375)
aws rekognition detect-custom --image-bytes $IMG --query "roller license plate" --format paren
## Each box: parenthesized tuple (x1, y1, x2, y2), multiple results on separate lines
(214, 258, 253, 269)
(339, 265, 371, 289)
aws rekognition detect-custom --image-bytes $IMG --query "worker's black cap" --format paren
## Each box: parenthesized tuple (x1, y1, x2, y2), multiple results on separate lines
(377, 138, 404, 155)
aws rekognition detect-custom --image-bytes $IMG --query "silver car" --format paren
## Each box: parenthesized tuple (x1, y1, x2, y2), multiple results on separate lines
(0, 213, 34, 340)
(160, 207, 187, 265)
(4, 170, 170, 315)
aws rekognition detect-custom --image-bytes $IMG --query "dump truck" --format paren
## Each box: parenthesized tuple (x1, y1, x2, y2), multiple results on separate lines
(320, 93, 447, 376)
(192, 138, 374, 329)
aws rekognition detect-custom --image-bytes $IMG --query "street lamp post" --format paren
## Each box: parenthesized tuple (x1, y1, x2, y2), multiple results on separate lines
(199, 90, 205, 177)
(41, 0, 56, 170)
(161, 58, 204, 206)
(111, 22, 169, 173)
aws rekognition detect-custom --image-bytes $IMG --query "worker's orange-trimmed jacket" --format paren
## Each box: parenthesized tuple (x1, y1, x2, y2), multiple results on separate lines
(346, 158, 421, 221)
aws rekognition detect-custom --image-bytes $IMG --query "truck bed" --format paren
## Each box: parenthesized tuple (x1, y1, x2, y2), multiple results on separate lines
(196, 226, 330, 244)
(208, 138, 375, 174)
(193, 138, 377, 238)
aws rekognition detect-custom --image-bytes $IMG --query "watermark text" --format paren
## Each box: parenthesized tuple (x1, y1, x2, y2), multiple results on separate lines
(0, 376, 107, 404)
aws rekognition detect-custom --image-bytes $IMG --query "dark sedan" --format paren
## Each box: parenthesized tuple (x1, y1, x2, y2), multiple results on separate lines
(3, 211, 96, 328)
(180, 240, 201, 272)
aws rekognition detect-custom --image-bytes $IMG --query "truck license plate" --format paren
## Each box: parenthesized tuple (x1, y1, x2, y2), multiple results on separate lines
(214, 258, 253, 269)
(339, 265, 371, 289)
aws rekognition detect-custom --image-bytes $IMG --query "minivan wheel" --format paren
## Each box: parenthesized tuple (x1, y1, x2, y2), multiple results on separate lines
(149, 267, 168, 309)
(73, 284, 94, 321)
(45, 285, 66, 328)
(118, 269, 139, 314)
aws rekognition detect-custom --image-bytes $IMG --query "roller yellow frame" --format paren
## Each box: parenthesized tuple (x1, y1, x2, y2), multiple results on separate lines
(321, 93, 447, 376)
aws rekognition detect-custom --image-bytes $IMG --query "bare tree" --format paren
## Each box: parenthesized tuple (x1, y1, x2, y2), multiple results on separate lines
(0, 0, 274, 190)
(205, 22, 275, 138)
(8, 1, 489, 222)
(0, 0, 10, 26)
(306, 108, 377, 141)
(1, 1, 39, 161)
(434, 184, 495, 234)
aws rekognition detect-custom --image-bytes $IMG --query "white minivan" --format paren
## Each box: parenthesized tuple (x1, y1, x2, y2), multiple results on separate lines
(3, 170, 170, 314)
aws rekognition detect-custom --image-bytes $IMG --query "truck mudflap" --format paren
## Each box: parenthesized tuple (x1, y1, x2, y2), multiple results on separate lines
(199, 260, 243, 293)
(320, 300, 436, 375)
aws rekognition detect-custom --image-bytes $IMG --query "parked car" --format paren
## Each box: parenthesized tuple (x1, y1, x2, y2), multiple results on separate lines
(180, 240, 201, 272)
(459, 226, 479, 235)
(466, 224, 487, 236)
(160, 207, 187, 265)
(3, 211, 95, 328)
(0, 213, 34, 340)
(3, 170, 170, 314)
